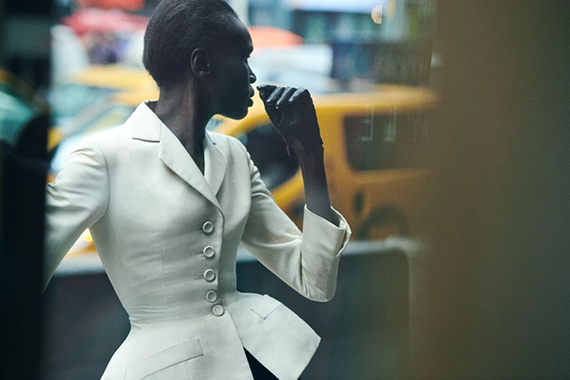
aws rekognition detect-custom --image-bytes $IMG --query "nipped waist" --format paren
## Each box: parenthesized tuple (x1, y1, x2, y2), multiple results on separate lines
(126, 289, 240, 326)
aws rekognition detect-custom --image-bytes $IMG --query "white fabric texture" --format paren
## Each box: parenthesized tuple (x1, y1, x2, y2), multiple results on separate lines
(44, 102, 351, 380)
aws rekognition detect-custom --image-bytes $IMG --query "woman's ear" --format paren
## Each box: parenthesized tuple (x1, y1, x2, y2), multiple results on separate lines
(190, 48, 210, 78)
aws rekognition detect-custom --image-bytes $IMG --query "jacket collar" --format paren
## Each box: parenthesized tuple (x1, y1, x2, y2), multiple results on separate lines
(125, 101, 161, 142)
(126, 101, 226, 210)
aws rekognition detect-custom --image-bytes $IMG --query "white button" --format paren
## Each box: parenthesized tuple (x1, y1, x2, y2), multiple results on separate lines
(202, 221, 214, 234)
(204, 269, 216, 282)
(206, 290, 218, 303)
(203, 246, 215, 258)
(212, 304, 224, 316)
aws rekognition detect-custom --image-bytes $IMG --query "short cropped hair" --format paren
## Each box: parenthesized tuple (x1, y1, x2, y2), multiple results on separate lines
(143, 0, 238, 89)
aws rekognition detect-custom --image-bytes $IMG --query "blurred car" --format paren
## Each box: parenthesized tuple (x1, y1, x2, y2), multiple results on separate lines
(52, 84, 437, 256)
(218, 84, 438, 240)
(0, 68, 50, 147)
(49, 94, 141, 173)
(48, 64, 156, 151)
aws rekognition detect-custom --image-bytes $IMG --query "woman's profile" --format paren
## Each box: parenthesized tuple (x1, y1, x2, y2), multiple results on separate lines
(44, 0, 351, 378)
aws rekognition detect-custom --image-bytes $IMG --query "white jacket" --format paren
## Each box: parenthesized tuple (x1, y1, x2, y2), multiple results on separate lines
(44, 102, 351, 380)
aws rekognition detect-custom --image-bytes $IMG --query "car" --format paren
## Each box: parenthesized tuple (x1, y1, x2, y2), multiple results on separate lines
(217, 84, 438, 240)
(52, 84, 437, 256)
(0, 68, 50, 147)
(48, 64, 156, 151)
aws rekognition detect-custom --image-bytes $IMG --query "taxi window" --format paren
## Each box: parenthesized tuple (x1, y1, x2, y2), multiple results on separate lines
(0, 83, 38, 145)
(237, 123, 299, 190)
(76, 104, 134, 134)
(344, 109, 431, 171)
(49, 84, 117, 120)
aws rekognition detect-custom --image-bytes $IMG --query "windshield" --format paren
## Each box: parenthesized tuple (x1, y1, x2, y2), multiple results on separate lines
(49, 83, 117, 121)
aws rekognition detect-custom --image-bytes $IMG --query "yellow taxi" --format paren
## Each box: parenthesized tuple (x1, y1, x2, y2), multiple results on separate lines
(48, 64, 156, 151)
(217, 85, 438, 240)
(56, 84, 437, 256)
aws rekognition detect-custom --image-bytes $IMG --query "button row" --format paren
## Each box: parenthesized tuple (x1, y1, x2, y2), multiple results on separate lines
(201, 220, 221, 316)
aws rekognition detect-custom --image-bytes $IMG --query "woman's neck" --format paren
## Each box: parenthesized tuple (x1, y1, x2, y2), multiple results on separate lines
(154, 85, 212, 172)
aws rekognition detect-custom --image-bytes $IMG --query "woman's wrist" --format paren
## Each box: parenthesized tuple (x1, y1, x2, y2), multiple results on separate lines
(290, 138, 324, 165)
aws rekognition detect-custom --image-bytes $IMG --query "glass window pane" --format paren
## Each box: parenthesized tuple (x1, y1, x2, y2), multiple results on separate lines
(344, 109, 431, 171)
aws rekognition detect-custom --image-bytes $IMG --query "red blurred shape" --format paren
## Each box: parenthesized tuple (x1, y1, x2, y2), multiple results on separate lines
(63, 8, 149, 36)
(248, 26, 304, 50)
(75, 0, 144, 11)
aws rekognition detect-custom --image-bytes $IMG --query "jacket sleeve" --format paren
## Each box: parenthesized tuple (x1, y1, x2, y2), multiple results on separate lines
(43, 137, 109, 291)
(239, 147, 351, 302)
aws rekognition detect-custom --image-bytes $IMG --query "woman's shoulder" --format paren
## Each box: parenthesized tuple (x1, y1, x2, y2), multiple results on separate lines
(207, 131, 247, 153)
(66, 125, 130, 165)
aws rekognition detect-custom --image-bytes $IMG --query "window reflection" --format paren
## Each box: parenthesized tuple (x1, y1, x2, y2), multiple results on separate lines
(344, 109, 432, 171)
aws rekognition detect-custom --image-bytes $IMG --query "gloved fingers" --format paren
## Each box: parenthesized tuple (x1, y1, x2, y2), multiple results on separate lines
(258, 84, 308, 108)
(288, 87, 310, 104)
(257, 84, 319, 151)
(264, 87, 285, 105)
(256, 84, 277, 101)
(275, 86, 297, 107)
(262, 101, 284, 126)
(257, 85, 282, 123)
(276, 88, 314, 114)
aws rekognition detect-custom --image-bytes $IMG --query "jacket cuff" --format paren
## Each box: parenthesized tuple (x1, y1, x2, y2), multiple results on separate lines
(302, 205, 351, 257)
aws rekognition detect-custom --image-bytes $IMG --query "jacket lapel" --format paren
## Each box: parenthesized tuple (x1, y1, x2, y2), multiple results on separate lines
(159, 123, 221, 210)
(203, 132, 227, 197)
(126, 101, 222, 210)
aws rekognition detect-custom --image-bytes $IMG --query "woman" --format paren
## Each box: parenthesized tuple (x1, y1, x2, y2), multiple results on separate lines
(44, 0, 350, 379)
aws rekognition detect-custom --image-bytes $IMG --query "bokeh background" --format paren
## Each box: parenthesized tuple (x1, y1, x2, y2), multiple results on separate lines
(1, 0, 570, 379)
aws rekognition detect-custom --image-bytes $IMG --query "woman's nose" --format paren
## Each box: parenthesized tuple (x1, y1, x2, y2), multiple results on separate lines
(249, 69, 257, 84)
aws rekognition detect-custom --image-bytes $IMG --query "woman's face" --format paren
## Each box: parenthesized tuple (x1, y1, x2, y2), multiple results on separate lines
(209, 16, 257, 120)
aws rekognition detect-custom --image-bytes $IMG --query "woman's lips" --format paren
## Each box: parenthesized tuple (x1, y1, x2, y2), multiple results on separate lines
(247, 86, 255, 107)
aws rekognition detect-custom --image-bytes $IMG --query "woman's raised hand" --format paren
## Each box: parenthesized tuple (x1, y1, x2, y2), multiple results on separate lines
(257, 84, 323, 155)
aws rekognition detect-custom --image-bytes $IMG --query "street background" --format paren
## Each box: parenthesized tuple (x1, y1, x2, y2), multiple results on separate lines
(1, 0, 570, 379)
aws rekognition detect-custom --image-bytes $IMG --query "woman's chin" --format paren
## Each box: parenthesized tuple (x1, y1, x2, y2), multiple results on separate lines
(223, 108, 248, 120)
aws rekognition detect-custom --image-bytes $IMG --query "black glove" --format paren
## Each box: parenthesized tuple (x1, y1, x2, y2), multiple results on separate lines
(257, 84, 323, 155)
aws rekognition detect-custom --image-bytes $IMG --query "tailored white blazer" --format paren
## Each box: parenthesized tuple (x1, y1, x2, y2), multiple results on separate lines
(44, 101, 351, 380)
